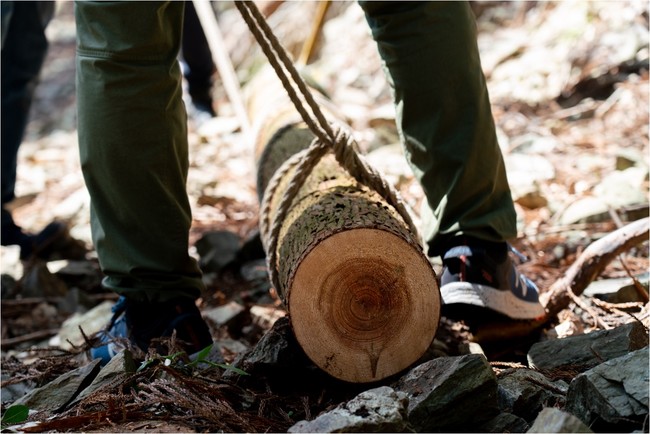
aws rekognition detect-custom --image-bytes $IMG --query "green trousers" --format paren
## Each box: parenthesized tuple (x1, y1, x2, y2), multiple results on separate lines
(75, 1, 516, 301)
(359, 1, 516, 257)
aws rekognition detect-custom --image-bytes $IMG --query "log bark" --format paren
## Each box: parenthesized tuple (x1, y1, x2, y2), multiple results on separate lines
(249, 75, 441, 383)
(541, 217, 649, 318)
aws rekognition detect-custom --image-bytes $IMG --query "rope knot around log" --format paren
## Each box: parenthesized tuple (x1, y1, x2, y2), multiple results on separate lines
(238, 0, 441, 383)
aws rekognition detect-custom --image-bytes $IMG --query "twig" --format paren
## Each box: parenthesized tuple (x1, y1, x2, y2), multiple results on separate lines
(565, 284, 608, 330)
(618, 254, 650, 303)
(541, 217, 649, 318)
(297, 1, 330, 66)
(1, 328, 60, 349)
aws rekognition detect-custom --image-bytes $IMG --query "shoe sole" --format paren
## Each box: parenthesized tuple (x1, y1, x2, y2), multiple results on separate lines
(441, 281, 547, 320)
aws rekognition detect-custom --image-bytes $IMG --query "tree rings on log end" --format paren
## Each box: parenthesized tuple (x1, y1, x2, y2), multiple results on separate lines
(290, 228, 440, 383)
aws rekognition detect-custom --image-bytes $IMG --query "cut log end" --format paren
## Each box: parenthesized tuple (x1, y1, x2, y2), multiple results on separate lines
(290, 228, 441, 383)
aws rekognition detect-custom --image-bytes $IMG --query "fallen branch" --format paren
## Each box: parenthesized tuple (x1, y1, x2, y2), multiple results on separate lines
(541, 217, 649, 318)
(1, 329, 60, 349)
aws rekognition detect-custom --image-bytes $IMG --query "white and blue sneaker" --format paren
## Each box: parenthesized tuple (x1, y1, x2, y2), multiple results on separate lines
(440, 244, 546, 320)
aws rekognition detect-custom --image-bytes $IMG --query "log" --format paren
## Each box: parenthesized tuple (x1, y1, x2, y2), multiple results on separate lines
(541, 217, 649, 318)
(249, 73, 441, 383)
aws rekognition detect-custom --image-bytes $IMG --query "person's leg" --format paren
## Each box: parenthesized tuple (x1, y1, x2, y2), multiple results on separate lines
(360, 1, 545, 320)
(75, 1, 212, 362)
(1, 1, 55, 251)
(359, 1, 515, 256)
(181, 1, 216, 118)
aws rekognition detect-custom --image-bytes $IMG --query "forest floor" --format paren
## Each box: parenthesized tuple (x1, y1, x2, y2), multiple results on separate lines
(1, 1, 648, 432)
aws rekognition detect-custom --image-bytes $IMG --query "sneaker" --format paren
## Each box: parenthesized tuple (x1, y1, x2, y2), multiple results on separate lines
(440, 244, 546, 320)
(90, 296, 213, 365)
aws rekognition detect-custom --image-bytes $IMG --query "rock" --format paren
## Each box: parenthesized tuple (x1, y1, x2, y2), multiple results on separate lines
(19, 260, 68, 298)
(224, 316, 312, 381)
(505, 154, 556, 185)
(249, 305, 286, 330)
(593, 167, 649, 208)
(12, 359, 101, 412)
(1, 273, 18, 299)
(527, 321, 648, 372)
(1, 374, 36, 405)
(565, 347, 649, 431)
(583, 272, 649, 303)
(0, 245, 22, 281)
(479, 412, 530, 433)
(393, 354, 499, 432)
(288, 386, 411, 433)
(497, 368, 567, 422)
(70, 350, 136, 408)
(527, 407, 592, 433)
(195, 230, 241, 273)
(55, 300, 114, 350)
(558, 197, 611, 225)
(203, 301, 246, 328)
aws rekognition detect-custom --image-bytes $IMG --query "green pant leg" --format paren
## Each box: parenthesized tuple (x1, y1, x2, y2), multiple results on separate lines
(359, 1, 517, 257)
(75, 1, 203, 302)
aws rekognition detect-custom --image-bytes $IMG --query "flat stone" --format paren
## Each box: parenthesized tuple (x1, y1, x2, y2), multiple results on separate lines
(394, 354, 499, 432)
(288, 386, 411, 433)
(203, 301, 246, 327)
(565, 347, 649, 431)
(527, 407, 592, 433)
(528, 322, 648, 372)
(497, 368, 567, 422)
(55, 300, 114, 350)
(479, 412, 529, 433)
(12, 359, 101, 412)
(70, 350, 136, 408)
(583, 273, 649, 303)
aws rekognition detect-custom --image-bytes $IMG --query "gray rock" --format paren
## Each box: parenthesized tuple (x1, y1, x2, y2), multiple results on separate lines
(528, 321, 648, 372)
(527, 407, 592, 433)
(55, 300, 114, 350)
(593, 167, 649, 208)
(479, 412, 530, 433)
(223, 316, 310, 381)
(558, 197, 611, 225)
(195, 230, 241, 273)
(583, 273, 649, 303)
(566, 347, 649, 430)
(12, 359, 101, 412)
(497, 368, 567, 422)
(70, 350, 136, 407)
(203, 301, 246, 327)
(1, 374, 36, 405)
(288, 386, 412, 433)
(394, 354, 499, 432)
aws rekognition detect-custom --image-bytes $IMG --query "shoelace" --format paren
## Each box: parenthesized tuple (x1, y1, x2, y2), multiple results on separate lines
(508, 244, 529, 263)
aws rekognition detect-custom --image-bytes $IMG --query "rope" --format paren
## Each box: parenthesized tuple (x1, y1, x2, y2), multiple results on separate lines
(235, 1, 421, 293)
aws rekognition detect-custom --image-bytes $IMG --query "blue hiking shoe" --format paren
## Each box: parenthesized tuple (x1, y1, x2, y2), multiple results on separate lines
(440, 244, 546, 320)
(91, 296, 213, 365)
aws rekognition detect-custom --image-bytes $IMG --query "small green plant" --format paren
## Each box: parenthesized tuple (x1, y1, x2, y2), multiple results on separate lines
(137, 345, 249, 376)
(1, 404, 29, 428)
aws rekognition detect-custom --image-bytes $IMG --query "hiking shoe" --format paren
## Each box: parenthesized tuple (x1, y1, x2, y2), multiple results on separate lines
(90, 296, 213, 365)
(1, 220, 88, 262)
(440, 244, 546, 320)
